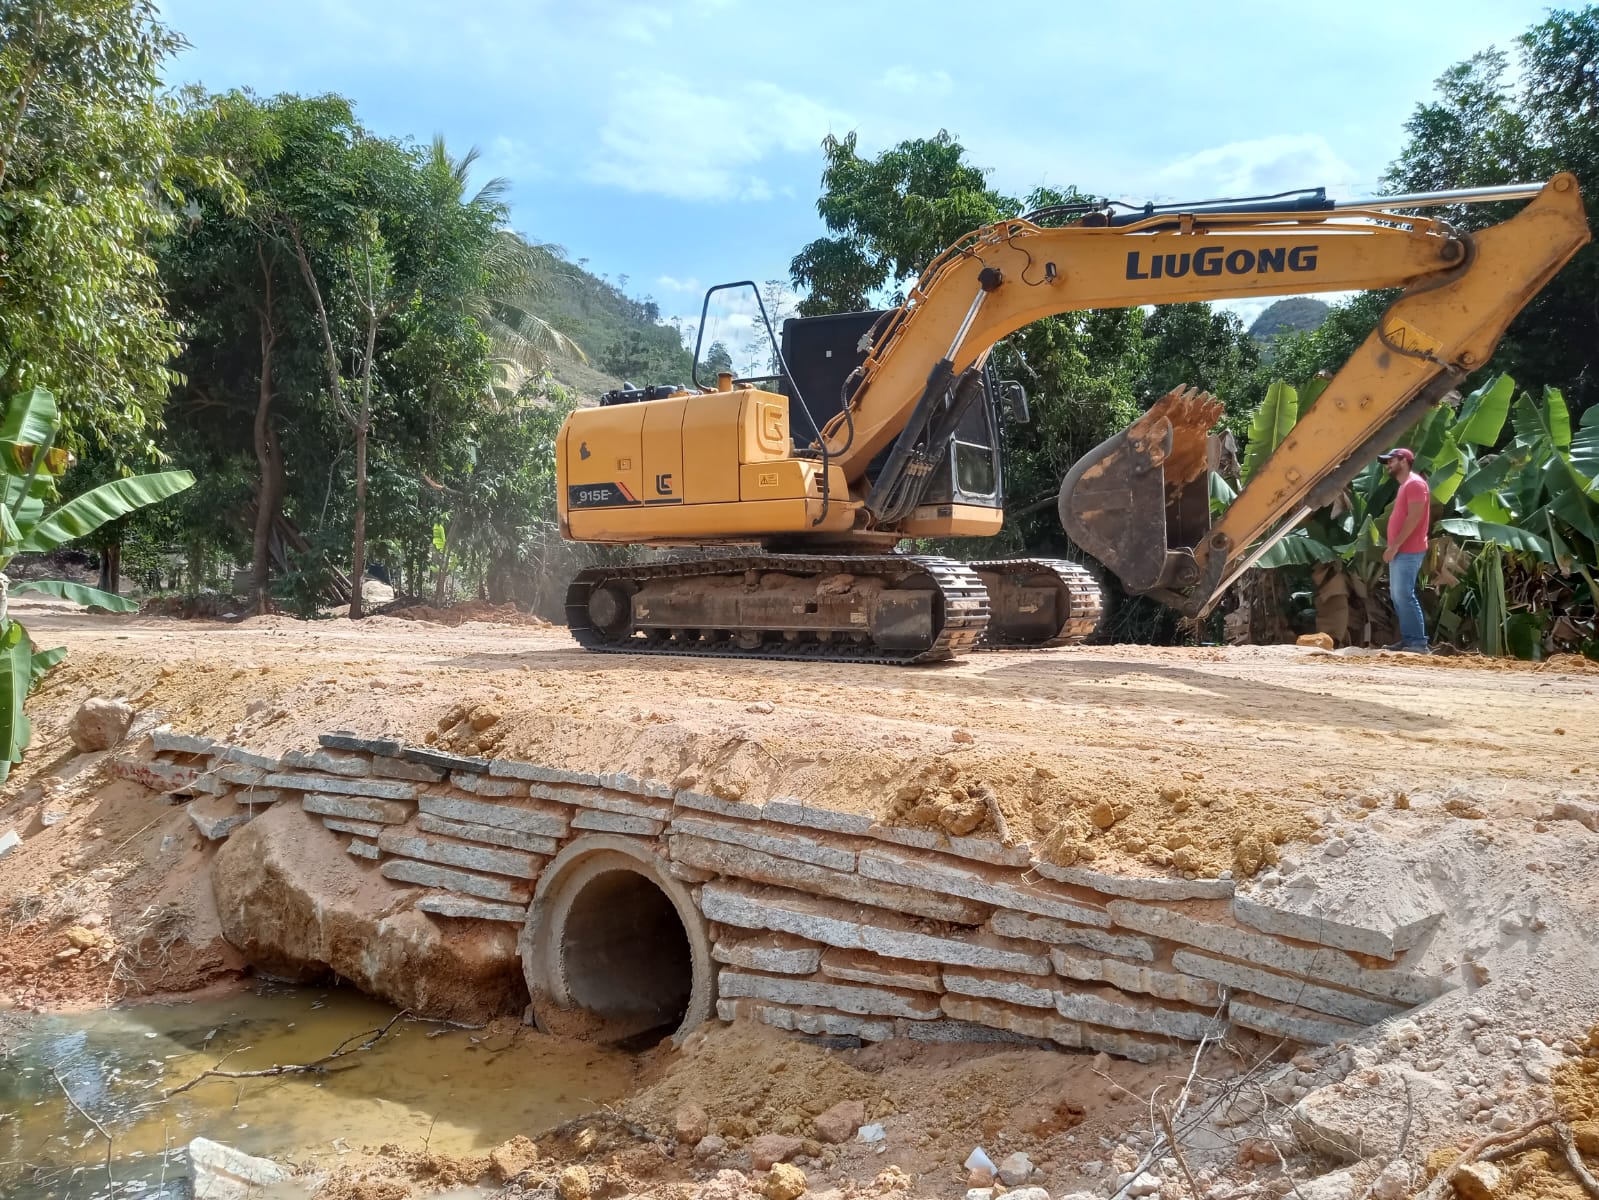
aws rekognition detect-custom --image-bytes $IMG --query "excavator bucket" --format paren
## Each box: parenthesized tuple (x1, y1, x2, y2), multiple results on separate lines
(1058, 387, 1224, 594)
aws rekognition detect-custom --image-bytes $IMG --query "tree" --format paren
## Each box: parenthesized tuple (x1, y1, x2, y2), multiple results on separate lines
(1137, 304, 1266, 435)
(428, 139, 586, 401)
(1385, 7, 1599, 414)
(790, 130, 1012, 315)
(161, 92, 498, 616)
(0, 0, 221, 452)
(702, 341, 733, 379)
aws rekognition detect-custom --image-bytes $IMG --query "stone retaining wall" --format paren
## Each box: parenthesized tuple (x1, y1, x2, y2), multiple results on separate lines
(113, 726, 1448, 1060)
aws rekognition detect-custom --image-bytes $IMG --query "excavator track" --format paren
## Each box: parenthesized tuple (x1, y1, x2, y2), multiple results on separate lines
(566, 553, 990, 665)
(970, 558, 1106, 649)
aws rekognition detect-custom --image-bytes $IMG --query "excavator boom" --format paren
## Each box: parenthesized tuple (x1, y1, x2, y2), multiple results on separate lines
(1058, 174, 1590, 614)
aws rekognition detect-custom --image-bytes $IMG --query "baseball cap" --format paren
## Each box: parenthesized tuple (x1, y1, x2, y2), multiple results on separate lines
(1377, 448, 1415, 464)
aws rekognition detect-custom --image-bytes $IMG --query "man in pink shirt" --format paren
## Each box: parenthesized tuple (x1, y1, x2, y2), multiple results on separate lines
(1379, 448, 1431, 653)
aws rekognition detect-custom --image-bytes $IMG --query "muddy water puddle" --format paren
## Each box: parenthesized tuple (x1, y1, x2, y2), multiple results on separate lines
(0, 983, 638, 1198)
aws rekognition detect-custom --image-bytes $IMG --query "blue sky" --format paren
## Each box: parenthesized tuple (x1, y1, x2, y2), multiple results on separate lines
(157, 0, 1552, 355)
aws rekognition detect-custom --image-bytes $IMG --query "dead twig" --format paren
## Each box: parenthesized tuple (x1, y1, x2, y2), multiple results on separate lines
(1157, 1104, 1203, 1200)
(535, 1110, 665, 1147)
(1418, 1115, 1557, 1199)
(165, 1009, 409, 1097)
(1555, 1121, 1599, 1200)
(51, 1065, 113, 1183)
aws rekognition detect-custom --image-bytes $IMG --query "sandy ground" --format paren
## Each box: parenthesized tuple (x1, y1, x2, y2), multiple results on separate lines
(10, 600, 1599, 874)
(3, 602, 1598, 1199)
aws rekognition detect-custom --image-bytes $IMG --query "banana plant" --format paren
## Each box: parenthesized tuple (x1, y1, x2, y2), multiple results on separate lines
(0, 387, 195, 780)
(1231, 368, 1598, 656)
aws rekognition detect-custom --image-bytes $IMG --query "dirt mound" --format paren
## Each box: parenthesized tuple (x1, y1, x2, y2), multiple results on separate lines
(376, 599, 549, 627)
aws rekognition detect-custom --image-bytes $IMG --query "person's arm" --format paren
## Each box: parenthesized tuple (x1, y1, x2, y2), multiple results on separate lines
(1384, 483, 1429, 562)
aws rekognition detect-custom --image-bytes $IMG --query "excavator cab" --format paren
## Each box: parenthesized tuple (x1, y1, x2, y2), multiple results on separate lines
(1058, 386, 1225, 598)
(780, 309, 1013, 526)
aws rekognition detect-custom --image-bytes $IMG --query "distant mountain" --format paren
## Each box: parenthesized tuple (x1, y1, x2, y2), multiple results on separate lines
(535, 250, 695, 400)
(1249, 297, 1330, 342)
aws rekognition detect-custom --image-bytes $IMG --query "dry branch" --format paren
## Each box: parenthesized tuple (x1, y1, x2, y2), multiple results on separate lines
(165, 1009, 409, 1097)
(52, 1065, 113, 1181)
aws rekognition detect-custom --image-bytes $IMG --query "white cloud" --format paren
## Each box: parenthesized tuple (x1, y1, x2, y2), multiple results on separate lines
(876, 66, 953, 96)
(655, 274, 703, 293)
(585, 75, 847, 202)
(613, 4, 673, 41)
(1151, 135, 1363, 204)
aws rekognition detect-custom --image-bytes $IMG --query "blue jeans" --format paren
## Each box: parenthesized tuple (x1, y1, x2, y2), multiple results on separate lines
(1389, 551, 1428, 649)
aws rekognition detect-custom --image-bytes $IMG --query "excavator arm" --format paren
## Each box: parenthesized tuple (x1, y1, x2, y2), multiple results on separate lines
(823, 173, 1590, 615)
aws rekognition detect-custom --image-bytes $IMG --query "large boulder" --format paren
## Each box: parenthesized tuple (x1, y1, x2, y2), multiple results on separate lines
(211, 803, 526, 1022)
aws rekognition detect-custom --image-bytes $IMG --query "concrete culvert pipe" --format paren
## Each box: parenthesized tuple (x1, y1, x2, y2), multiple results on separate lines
(520, 835, 714, 1046)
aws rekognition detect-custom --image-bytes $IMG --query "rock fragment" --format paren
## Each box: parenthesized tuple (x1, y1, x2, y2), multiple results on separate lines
(557, 1164, 591, 1200)
(760, 1163, 807, 1200)
(675, 1102, 710, 1145)
(186, 1137, 291, 1198)
(749, 1133, 804, 1171)
(70, 697, 133, 751)
(812, 1099, 865, 1144)
(489, 1135, 537, 1182)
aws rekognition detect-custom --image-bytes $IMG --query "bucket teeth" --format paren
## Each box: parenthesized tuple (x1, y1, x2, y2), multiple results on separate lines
(1135, 385, 1224, 501)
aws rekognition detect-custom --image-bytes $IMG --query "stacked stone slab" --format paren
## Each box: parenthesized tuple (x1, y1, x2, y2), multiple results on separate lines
(126, 727, 1449, 1058)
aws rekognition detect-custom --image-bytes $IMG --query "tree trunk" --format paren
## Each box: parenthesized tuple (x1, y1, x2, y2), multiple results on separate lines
(348, 300, 380, 621)
(252, 243, 280, 615)
(97, 544, 121, 594)
(350, 420, 368, 619)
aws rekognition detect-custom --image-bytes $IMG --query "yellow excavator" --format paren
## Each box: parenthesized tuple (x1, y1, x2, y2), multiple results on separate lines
(555, 174, 1590, 663)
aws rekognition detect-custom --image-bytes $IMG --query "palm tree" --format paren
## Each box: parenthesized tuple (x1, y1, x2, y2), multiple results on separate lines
(429, 137, 587, 401)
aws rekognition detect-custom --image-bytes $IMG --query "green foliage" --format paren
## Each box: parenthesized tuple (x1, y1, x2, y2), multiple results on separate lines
(790, 130, 1013, 315)
(1238, 369, 1599, 657)
(1241, 381, 1300, 483)
(0, 386, 192, 778)
(1385, 7, 1599, 414)
(0, 0, 232, 453)
(1138, 304, 1268, 436)
(531, 250, 693, 387)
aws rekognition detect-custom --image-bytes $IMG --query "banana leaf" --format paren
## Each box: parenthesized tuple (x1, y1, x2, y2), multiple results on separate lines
(1411, 404, 1457, 468)
(29, 646, 66, 687)
(0, 387, 59, 461)
(1466, 490, 1515, 524)
(1438, 517, 1553, 560)
(1542, 459, 1599, 541)
(9, 579, 140, 613)
(1454, 374, 1514, 446)
(1512, 391, 1544, 445)
(1543, 386, 1572, 451)
(1429, 438, 1467, 504)
(1242, 380, 1298, 485)
(1458, 452, 1516, 506)
(0, 621, 32, 777)
(1256, 531, 1341, 568)
(18, 471, 194, 554)
(1571, 404, 1599, 494)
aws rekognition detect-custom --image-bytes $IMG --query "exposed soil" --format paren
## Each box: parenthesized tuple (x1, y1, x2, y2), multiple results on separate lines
(3, 601, 1598, 1199)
